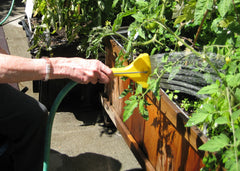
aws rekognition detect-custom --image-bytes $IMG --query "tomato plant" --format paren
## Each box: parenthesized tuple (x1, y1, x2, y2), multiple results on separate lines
(87, 0, 240, 170)
(31, 0, 120, 56)
(31, 0, 240, 169)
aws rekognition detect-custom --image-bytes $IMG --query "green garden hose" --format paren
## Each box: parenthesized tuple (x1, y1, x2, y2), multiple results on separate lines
(0, 0, 15, 25)
(43, 81, 78, 171)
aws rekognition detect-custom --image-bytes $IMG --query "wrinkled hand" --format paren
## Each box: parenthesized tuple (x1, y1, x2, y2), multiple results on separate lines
(66, 58, 113, 84)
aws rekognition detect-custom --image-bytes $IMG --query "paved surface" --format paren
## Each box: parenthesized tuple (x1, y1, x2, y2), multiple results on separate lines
(1, 0, 142, 170)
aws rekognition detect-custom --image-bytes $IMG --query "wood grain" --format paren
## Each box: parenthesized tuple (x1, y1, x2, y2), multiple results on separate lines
(102, 37, 208, 170)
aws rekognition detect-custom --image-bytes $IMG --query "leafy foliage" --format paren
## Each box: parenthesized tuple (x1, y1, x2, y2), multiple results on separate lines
(32, 0, 240, 169)
(86, 0, 240, 170)
(31, 0, 119, 56)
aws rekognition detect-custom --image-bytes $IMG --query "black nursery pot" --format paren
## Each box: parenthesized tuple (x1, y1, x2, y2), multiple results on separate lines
(20, 19, 103, 110)
(38, 43, 104, 111)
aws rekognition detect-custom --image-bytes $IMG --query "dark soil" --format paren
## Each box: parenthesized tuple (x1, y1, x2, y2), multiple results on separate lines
(166, 90, 202, 116)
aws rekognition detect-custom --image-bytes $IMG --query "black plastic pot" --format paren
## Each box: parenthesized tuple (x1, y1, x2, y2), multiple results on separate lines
(20, 19, 103, 110)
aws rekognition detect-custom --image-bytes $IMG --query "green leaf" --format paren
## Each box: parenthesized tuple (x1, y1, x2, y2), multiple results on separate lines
(211, 17, 222, 33)
(199, 133, 229, 152)
(139, 99, 149, 120)
(215, 116, 229, 125)
(223, 149, 236, 169)
(135, 84, 143, 95)
(139, 99, 145, 114)
(232, 109, 240, 121)
(113, 9, 136, 31)
(112, 0, 119, 8)
(132, 11, 145, 23)
(123, 99, 138, 122)
(174, 15, 186, 26)
(147, 77, 160, 101)
(137, 27, 146, 39)
(174, 0, 196, 25)
(185, 112, 209, 127)
(202, 103, 215, 113)
(226, 73, 240, 88)
(135, 0, 148, 7)
(197, 83, 219, 95)
(126, 40, 132, 52)
(228, 162, 240, 171)
(217, 0, 233, 17)
(151, 77, 161, 100)
(119, 89, 130, 99)
(172, 3, 184, 19)
(235, 127, 240, 142)
(97, 0, 105, 11)
(194, 0, 213, 25)
(168, 65, 180, 81)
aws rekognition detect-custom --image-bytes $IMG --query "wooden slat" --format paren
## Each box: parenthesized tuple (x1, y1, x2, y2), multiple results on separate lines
(143, 98, 160, 168)
(128, 110, 145, 147)
(158, 90, 208, 152)
(101, 97, 155, 171)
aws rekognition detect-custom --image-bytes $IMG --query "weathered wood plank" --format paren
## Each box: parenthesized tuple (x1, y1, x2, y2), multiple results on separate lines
(101, 97, 155, 171)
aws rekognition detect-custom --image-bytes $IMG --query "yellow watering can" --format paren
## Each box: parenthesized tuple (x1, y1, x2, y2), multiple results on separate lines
(111, 53, 151, 88)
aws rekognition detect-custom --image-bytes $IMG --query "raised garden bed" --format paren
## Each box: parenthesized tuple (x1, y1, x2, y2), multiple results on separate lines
(101, 37, 209, 170)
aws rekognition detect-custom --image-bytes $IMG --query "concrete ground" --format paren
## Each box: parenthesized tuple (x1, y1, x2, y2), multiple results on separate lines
(1, 0, 142, 170)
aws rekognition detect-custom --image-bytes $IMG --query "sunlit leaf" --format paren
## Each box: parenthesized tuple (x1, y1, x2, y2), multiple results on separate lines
(197, 83, 219, 95)
(217, 0, 233, 18)
(119, 89, 130, 99)
(135, 84, 143, 95)
(112, 0, 119, 8)
(168, 65, 181, 81)
(226, 73, 240, 88)
(123, 99, 138, 122)
(139, 99, 149, 120)
(199, 133, 229, 152)
(185, 112, 209, 127)
(232, 109, 240, 121)
(194, 0, 213, 25)
(215, 116, 229, 125)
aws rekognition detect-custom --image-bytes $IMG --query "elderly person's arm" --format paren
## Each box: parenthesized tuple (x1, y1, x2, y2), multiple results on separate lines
(0, 53, 113, 84)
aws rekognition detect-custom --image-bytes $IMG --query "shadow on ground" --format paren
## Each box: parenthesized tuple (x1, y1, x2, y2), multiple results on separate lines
(49, 149, 143, 171)
(0, 0, 25, 23)
(49, 150, 122, 171)
(61, 102, 117, 136)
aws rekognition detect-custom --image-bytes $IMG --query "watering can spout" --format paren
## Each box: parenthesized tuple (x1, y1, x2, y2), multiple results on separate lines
(111, 53, 151, 88)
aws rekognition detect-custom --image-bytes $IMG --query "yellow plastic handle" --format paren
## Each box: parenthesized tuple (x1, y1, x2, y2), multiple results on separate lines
(111, 53, 151, 88)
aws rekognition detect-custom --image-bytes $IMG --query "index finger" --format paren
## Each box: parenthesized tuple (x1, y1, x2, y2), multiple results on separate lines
(98, 63, 113, 84)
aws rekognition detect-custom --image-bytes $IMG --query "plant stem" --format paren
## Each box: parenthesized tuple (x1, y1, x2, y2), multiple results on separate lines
(226, 87, 239, 171)
(193, 10, 209, 47)
(160, 0, 166, 19)
(114, 31, 130, 42)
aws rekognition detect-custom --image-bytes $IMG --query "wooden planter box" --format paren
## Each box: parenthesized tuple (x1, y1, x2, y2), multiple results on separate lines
(102, 37, 208, 170)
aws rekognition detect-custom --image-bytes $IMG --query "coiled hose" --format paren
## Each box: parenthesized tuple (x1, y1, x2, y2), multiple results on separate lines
(0, 0, 15, 25)
(43, 81, 78, 171)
